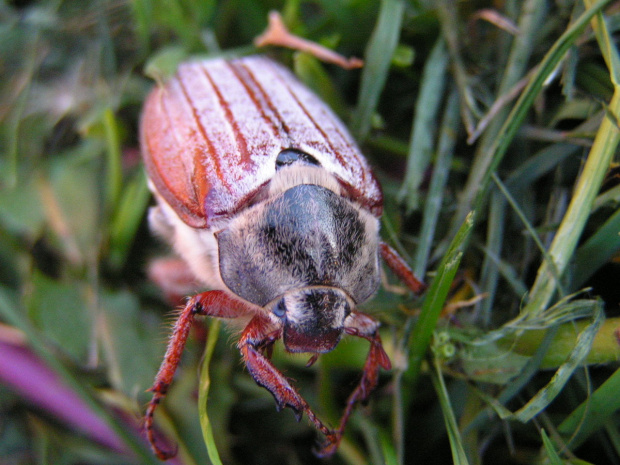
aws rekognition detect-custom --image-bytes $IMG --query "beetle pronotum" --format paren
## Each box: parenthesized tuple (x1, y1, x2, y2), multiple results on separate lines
(141, 55, 425, 459)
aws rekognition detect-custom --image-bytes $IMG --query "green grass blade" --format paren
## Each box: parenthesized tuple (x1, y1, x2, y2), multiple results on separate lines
(593, 183, 620, 211)
(486, 302, 604, 422)
(479, 190, 507, 325)
(585, 0, 620, 84)
(493, 173, 566, 298)
(351, 0, 405, 141)
(571, 206, 620, 289)
(436, 0, 481, 135)
(103, 108, 122, 216)
(449, 0, 548, 236)
(477, 241, 529, 299)
(198, 319, 223, 465)
(431, 358, 470, 465)
(525, 86, 620, 314)
(379, 429, 398, 465)
(504, 143, 580, 192)
(414, 87, 460, 276)
(406, 212, 475, 385)
(450, 0, 612, 238)
(108, 169, 150, 270)
(541, 429, 564, 465)
(356, 416, 386, 465)
(397, 37, 449, 212)
(558, 367, 620, 449)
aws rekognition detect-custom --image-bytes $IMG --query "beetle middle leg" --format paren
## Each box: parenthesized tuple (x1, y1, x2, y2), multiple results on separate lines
(315, 311, 392, 458)
(146, 290, 254, 460)
(238, 315, 339, 450)
(380, 241, 427, 294)
(147, 257, 202, 304)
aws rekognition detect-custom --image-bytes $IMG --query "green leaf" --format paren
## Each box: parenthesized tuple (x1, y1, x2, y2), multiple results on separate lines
(26, 271, 92, 362)
(558, 367, 620, 449)
(108, 169, 150, 270)
(99, 290, 163, 398)
(572, 207, 620, 289)
(541, 429, 564, 465)
(198, 319, 223, 465)
(407, 211, 475, 385)
(144, 46, 189, 84)
(430, 358, 470, 465)
(351, 0, 405, 140)
(397, 37, 449, 212)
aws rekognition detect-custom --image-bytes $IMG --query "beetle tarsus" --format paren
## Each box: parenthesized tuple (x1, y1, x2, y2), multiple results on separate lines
(313, 433, 342, 458)
(145, 392, 178, 460)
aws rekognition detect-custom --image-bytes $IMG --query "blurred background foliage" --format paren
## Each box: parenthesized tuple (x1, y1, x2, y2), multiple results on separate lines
(1, 0, 620, 464)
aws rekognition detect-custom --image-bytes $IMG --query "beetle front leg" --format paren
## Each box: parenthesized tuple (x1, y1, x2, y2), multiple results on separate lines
(315, 311, 391, 458)
(146, 290, 254, 460)
(380, 241, 426, 294)
(238, 315, 338, 449)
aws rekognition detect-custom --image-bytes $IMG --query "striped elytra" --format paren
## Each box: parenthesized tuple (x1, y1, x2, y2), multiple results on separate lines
(140, 55, 382, 228)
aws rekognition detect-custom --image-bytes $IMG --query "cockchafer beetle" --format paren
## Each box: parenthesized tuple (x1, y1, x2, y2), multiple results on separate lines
(141, 55, 425, 459)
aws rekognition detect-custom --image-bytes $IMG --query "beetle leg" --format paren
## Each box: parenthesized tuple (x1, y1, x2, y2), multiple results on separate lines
(315, 311, 391, 458)
(380, 241, 427, 294)
(146, 290, 254, 460)
(238, 315, 338, 448)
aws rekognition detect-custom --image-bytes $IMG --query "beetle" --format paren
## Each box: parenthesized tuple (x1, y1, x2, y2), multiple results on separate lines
(140, 55, 425, 459)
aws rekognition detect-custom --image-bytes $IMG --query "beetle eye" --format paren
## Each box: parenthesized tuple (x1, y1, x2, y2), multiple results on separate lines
(273, 299, 286, 318)
(275, 149, 320, 169)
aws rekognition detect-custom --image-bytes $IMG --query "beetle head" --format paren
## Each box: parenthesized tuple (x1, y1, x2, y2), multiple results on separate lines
(272, 287, 351, 353)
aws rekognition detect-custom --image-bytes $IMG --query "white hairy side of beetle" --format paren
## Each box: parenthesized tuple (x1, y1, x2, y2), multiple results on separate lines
(147, 165, 380, 307)
(148, 180, 227, 293)
(146, 165, 344, 296)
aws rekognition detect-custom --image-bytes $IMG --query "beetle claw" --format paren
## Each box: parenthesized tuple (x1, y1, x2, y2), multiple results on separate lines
(313, 433, 341, 458)
(153, 442, 179, 461)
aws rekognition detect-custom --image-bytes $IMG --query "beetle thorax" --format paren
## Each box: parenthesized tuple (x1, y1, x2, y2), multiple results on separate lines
(216, 165, 381, 308)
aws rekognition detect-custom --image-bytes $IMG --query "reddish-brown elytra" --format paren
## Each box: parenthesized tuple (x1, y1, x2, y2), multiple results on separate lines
(141, 55, 425, 459)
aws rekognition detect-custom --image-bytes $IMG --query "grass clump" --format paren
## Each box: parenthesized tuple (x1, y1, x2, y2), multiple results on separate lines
(1, 1, 620, 464)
